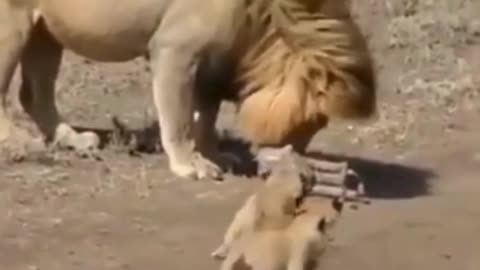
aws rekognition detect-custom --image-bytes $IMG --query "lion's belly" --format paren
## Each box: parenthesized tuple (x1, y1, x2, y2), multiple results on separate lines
(39, 0, 168, 62)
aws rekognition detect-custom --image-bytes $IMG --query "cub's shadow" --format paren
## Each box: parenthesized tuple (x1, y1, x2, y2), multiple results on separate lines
(73, 123, 436, 200)
(307, 151, 436, 199)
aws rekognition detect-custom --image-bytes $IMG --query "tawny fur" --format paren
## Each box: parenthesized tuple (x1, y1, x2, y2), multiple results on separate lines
(219, 196, 344, 270)
(212, 146, 316, 259)
(0, 0, 375, 179)
(235, 0, 376, 150)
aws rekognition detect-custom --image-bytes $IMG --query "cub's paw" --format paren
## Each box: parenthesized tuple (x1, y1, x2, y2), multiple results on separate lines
(211, 244, 229, 260)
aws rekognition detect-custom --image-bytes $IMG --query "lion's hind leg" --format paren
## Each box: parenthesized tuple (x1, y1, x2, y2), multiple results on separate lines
(20, 19, 100, 158)
(0, 4, 42, 160)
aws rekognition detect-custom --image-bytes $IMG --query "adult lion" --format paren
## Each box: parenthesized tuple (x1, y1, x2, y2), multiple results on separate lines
(0, 0, 376, 180)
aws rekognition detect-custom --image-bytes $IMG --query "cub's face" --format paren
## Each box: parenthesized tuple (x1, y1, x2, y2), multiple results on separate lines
(297, 196, 344, 235)
(312, 197, 344, 230)
(305, 197, 344, 252)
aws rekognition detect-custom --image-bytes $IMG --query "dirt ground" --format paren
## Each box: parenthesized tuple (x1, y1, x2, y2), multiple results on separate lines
(1, 1, 480, 270)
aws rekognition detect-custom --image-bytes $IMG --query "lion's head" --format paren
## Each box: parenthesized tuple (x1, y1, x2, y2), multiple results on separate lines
(234, 0, 376, 152)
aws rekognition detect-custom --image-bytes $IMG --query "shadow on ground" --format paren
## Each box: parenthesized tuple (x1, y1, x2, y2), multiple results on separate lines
(73, 123, 437, 200)
(73, 119, 161, 154)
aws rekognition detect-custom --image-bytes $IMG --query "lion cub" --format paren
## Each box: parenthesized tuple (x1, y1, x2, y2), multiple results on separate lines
(211, 145, 316, 259)
(219, 196, 344, 270)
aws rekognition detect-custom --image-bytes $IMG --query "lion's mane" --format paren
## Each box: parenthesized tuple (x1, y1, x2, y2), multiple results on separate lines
(232, 0, 376, 149)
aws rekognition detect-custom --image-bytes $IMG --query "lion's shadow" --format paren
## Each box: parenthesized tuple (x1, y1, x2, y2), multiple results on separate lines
(73, 124, 436, 200)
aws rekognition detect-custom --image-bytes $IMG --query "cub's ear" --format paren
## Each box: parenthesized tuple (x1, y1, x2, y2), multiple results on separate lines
(332, 197, 344, 213)
(317, 217, 326, 233)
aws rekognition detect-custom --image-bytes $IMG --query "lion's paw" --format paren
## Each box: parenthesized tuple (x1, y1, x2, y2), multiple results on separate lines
(169, 152, 224, 181)
(0, 126, 46, 162)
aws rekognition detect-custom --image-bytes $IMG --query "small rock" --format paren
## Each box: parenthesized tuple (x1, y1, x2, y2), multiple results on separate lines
(51, 217, 63, 226)
(135, 224, 145, 232)
(441, 253, 452, 260)
(469, 20, 480, 36)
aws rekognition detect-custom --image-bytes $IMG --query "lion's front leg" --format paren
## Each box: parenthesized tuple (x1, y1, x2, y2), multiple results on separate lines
(149, 45, 223, 180)
(0, 4, 41, 161)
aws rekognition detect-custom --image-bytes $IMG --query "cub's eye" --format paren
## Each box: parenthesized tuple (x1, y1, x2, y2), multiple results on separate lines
(317, 217, 326, 232)
(300, 173, 310, 184)
(295, 196, 304, 207)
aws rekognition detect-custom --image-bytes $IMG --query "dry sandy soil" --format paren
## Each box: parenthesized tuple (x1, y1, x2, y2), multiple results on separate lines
(1, 1, 480, 269)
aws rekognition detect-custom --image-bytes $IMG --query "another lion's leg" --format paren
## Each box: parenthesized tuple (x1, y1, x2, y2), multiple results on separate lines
(149, 44, 222, 180)
(212, 195, 258, 260)
(194, 99, 241, 172)
(0, 4, 36, 159)
(20, 20, 99, 157)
